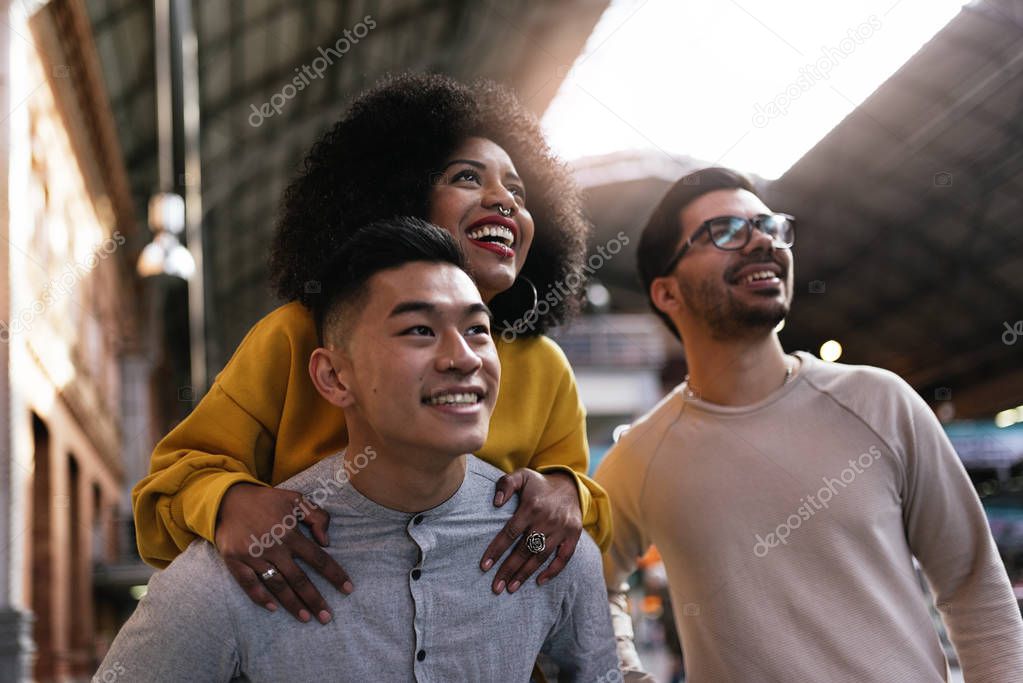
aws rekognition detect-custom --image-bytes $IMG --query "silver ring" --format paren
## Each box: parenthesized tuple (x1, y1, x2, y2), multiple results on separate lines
(497, 205, 512, 217)
(525, 531, 547, 555)
(260, 567, 279, 582)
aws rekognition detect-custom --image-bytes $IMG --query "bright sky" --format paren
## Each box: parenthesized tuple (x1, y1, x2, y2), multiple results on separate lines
(542, 0, 969, 179)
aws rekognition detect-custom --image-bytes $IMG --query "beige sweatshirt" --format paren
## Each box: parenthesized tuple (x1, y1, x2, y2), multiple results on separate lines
(597, 351, 1023, 682)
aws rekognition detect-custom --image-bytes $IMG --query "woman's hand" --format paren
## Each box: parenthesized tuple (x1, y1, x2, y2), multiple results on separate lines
(480, 469, 583, 594)
(214, 483, 353, 623)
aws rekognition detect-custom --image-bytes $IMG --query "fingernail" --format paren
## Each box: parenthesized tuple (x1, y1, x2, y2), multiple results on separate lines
(299, 609, 311, 622)
(481, 558, 493, 571)
(265, 602, 277, 612)
(343, 581, 354, 593)
(494, 580, 505, 594)
(318, 610, 332, 624)
(537, 577, 548, 586)
(494, 492, 504, 506)
(508, 580, 520, 593)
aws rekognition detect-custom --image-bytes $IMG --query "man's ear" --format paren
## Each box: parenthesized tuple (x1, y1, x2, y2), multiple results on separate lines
(309, 347, 355, 409)
(650, 275, 684, 320)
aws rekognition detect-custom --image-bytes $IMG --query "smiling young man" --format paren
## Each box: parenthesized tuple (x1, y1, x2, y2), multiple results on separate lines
(598, 168, 1023, 681)
(97, 217, 616, 682)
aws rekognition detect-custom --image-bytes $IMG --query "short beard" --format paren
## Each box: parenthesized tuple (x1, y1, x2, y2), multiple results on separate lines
(681, 279, 789, 341)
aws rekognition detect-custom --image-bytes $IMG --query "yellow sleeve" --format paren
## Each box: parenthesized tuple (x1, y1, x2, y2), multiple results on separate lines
(527, 338, 613, 552)
(132, 307, 298, 568)
(132, 384, 276, 567)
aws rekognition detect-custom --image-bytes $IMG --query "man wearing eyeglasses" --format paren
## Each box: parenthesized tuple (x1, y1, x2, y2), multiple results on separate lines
(598, 167, 1023, 681)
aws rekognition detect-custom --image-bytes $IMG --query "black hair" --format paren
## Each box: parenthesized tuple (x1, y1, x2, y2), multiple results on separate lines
(269, 72, 589, 337)
(637, 167, 758, 338)
(309, 216, 466, 345)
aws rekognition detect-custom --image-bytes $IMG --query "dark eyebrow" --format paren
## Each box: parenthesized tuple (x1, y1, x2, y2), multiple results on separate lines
(389, 300, 493, 320)
(389, 301, 435, 317)
(468, 302, 494, 321)
(440, 159, 485, 172)
(440, 159, 522, 184)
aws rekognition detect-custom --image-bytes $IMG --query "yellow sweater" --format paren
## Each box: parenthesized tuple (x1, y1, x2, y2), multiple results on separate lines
(133, 302, 611, 567)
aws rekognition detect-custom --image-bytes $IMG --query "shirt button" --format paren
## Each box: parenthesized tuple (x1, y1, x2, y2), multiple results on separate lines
(416, 649, 426, 661)
(411, 569, 422, 581)
(413, 514, 424, 525)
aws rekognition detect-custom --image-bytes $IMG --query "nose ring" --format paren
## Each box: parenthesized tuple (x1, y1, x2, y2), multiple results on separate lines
(496, 205, 512, 217)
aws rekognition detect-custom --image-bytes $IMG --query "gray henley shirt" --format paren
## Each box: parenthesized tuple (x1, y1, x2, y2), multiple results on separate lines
(97, 454, 617, 682)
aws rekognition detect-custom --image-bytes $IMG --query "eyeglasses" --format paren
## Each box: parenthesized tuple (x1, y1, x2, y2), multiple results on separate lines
(661, 213, 795, 275)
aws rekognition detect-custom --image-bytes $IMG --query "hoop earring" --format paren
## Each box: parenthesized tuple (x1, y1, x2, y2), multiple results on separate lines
(518, 276, 539, 319)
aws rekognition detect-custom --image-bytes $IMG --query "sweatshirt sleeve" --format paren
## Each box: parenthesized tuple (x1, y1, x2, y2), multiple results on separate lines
(527, 338, 613, 552)
(132, 308, 299, 568)
(594, 432, 658, 677)
(595, 434, 652, 592)
(132, 383, 277, 568)
(897, 381, 1023, 680)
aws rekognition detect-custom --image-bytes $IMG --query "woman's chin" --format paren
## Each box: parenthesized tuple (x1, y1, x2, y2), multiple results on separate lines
(475, 270, 518, 303)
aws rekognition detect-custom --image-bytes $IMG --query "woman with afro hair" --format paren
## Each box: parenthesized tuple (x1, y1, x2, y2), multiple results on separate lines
(133, 72, 611, 624)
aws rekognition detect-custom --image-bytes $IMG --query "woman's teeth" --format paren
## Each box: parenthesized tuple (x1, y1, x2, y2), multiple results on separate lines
(466, 225, 514, 247)
(425, 392, 480, 406)
(741, 270, 778, 285)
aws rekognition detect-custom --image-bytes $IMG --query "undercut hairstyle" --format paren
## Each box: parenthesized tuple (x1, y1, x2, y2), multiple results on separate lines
(309, 216, 467, 346)
(636, 167, 758, 338)
(270, 71, 590, 337)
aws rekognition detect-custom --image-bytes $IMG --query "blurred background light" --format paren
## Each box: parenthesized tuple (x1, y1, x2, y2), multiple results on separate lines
(543, 0, 969, 178)
(820, 339, 843, 362)
(586, 280, 612, 312)
(995, 407, 1023, 429)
